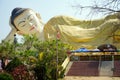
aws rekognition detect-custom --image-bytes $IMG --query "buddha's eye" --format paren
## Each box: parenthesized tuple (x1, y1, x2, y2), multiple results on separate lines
(18, 22, 26, 27)
(20, 24, 26, 27)
(29, 18, 33, 22)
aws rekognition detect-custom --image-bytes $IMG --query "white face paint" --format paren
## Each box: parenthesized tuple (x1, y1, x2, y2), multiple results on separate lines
(14, 9, 43, 35)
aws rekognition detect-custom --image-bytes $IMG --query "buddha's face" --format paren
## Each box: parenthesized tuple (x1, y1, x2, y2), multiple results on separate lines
(14, 9, 43, 35)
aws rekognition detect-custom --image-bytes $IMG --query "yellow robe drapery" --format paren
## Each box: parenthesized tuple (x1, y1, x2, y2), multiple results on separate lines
(44, 14, 120, 49)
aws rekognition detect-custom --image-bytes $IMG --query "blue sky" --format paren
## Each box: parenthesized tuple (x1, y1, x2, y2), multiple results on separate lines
(0, 0, 103, 42)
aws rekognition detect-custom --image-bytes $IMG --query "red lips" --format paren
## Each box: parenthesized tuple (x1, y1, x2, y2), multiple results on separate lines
(30, 26, 35, 31)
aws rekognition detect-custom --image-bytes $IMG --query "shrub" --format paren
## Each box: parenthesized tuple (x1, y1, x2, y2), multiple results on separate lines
(5, 57, 23, 72)
(0, 73, 14, 80)
(34, 65, 47, 80)
(11, 65, 32, 80)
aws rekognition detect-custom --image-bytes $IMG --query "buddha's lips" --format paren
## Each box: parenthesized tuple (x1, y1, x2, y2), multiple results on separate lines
(30, 26, 35, 31)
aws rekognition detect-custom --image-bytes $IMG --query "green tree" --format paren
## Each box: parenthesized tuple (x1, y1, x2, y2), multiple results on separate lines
(0, 41, 14, 59)
(0, 34, 72, 80)
(33, 40, 72, 80)
(0, 73, 14, 80)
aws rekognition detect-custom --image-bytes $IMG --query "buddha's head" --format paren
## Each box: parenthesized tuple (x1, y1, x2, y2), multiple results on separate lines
(10, 7, 44, 35)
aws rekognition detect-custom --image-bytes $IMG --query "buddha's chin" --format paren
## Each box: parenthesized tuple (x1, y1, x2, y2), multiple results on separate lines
(28, 30, 37, 34)
(30, 32, 39, 35)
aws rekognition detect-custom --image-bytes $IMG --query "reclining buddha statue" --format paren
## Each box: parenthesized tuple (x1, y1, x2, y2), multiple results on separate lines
(4, 7, 120, 49)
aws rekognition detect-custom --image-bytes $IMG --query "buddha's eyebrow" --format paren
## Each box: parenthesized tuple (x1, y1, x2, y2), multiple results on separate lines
(18, 14, 32, 26)
(27, 14, 32, 19)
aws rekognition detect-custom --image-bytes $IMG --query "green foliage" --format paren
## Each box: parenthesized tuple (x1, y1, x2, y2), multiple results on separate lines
(0, 35, 73, 80)
(34, 65, 47, 80)
(59, 69, 66, 78)
(34, 40, 71, 64)
(50, 67, 57, 80)
(5, 57, 23, 72)
(0, 73, 14, 80)
(33, 40, 72, 79)
(0, 41, 14, 59)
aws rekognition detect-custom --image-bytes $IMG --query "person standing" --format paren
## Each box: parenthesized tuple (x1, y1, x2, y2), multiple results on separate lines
(14, 33, 17, 44)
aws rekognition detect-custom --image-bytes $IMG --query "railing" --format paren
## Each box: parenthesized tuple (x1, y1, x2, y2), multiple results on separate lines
(61, 57, 70, 69)
(69, 50, 120, 56)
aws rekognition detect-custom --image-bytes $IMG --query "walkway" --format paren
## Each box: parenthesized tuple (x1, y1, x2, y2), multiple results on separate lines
(66, 61, 120, 76)
(63, 76, 120, 80)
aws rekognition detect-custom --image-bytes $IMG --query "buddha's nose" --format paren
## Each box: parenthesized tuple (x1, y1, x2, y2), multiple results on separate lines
(28, 22, 33, 26)
(28, 22, 35, 31)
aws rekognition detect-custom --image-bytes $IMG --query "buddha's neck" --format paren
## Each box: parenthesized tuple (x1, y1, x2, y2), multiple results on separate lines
(38, 31, 45, 41)
(34, 29, 44, 41)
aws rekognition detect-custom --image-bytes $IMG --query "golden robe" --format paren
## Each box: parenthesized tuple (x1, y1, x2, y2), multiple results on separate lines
(44, 13, 120, 49)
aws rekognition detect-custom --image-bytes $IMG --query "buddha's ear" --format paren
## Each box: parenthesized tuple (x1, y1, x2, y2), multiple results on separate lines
(36, 13, 42, 19)
(9, 16, 17, 30)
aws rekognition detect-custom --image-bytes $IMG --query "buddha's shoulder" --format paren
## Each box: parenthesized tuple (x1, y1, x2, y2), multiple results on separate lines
(47, 15, 81, 22)
(105, 12, 120, 20)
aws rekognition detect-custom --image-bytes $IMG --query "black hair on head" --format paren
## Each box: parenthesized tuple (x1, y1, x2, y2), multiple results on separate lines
(11, 7, 28, 31)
